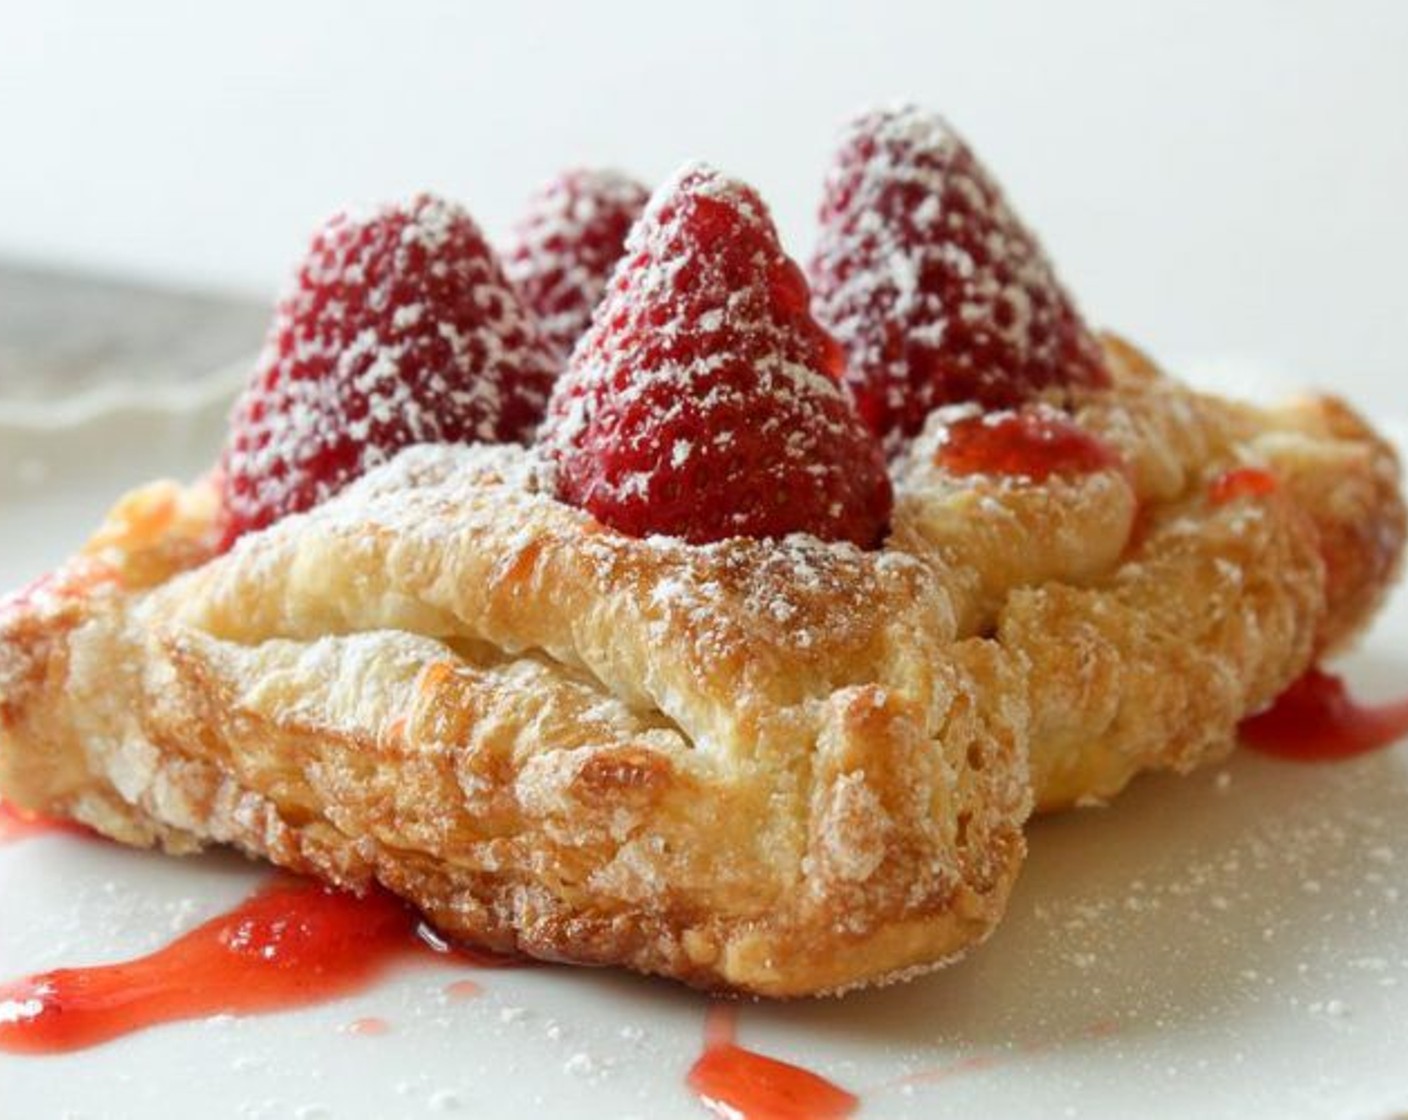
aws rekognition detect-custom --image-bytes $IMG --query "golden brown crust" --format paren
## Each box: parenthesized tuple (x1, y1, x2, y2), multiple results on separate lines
(1, 335, 1401, 990)
(0, 446, 1029, 997)
(890, 335, 1404, 810)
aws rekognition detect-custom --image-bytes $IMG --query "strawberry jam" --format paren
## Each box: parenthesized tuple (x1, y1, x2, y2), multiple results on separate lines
(1209, 467, 1278, 505)
(0, 879, 440, 1054)
(934, 410, 1121, 482)
(1240, 667, 1408, 762)
(687, 1003, 858, 1119)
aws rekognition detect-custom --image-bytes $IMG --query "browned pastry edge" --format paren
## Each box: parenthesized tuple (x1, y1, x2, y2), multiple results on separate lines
(1, 337, 1402, 990)
(0, 454, 1030, 997)
(890, 335, 1405, 810)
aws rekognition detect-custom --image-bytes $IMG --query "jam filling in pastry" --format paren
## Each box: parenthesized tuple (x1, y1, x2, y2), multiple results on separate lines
(811, 105, 1405, 809)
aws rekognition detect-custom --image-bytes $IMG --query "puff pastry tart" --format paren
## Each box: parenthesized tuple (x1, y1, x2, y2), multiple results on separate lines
(0, 168, 1029, 997)
(2, 110, 1402, 999)
(812, 106, 1405, 810)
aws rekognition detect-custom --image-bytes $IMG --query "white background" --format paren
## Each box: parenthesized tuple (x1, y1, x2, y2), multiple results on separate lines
(1, 1, 1406, 403)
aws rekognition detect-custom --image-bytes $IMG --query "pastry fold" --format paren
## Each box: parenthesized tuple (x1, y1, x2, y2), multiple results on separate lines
(0, 446, 1029, 996)
(890, 336, 1405, 809)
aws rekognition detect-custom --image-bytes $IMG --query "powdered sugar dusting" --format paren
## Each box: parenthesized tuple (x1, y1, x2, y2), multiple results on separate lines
(539, 162, 891, 547)
(203, 437, 949, 734)
(809, 105, 1108, 440)
(503, 169, 649, 362)
(220, 194, 559, 542)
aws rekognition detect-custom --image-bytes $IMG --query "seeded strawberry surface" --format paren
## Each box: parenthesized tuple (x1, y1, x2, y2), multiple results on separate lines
(809, 105, 1108, 442)
(218, 194, 558, 547)
(503, 169, 649, 363)
(540, 163, 892, 548)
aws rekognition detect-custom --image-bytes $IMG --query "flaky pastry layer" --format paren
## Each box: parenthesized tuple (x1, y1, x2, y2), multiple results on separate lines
(0, 446, 1029, 997)
(2, 337, 1401, 992)
(890, 336, 1405, 809)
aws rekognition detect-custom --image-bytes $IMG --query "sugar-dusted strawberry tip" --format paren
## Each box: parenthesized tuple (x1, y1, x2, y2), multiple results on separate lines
(218, 193, 558, 547)
(809, 105, 1108, 442)
(540, 162, 892, 549)
(503, 169, 650, 363)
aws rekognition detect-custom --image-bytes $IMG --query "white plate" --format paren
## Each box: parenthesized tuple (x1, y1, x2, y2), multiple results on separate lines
(3, 383, 1408, 1120)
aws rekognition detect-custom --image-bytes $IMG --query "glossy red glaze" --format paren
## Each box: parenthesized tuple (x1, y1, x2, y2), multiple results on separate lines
(0, 879, 445, 1054)
(1240, 667, 1408, 762)
(687, 1004, 858, 1120)
(935, 410, 1121, 482)
(1209, 467, 1278, 505)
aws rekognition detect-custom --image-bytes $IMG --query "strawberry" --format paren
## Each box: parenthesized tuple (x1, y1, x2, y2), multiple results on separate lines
(503, 169, 649, 361)
(539, 163, 892, 549)
(218, 194, 557, 546)
(809, 105, 1108, 442)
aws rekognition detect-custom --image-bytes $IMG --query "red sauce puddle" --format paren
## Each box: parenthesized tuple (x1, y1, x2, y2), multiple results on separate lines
(1209, 466, 1278, 505)
(0, 878, 504, 1055)
(935, 410, 1122, 482)
(687, 1003, 858, 1120)
(1240, 666, 1408, 762)
(0, 801, 84, 845)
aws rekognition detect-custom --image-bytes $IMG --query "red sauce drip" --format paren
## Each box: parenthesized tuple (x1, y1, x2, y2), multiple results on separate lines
(934, 410, 1122, 482)
(0, 879, 451, 1055)
(443, 978, 483, 1001)
(345, 1016, 391, 1036)
(0, 801, 83, 844)
(1209, 467, 1278, 505)
(687, 1004, 858, 1120)
(1240, 667, 1408, 762)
